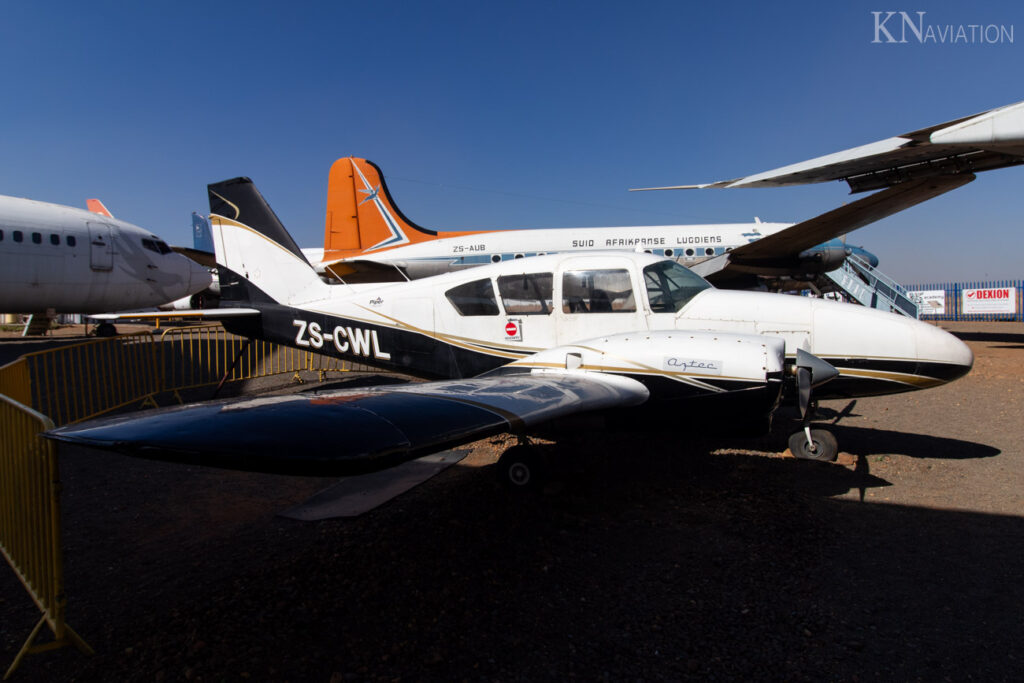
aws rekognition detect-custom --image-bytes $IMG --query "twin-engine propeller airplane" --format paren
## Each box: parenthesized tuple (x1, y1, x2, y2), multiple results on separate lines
(48, 177, 973, 486)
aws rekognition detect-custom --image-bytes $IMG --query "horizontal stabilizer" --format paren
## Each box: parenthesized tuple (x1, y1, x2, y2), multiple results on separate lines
(323, 258, 409, 283)
(46, 373, 648, 476)
(89, 308, 260, 321)
(633, 100, 1024, 193)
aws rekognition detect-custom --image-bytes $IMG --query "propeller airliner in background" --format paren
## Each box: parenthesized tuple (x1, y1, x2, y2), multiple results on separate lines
(306, 99, 1024, 291)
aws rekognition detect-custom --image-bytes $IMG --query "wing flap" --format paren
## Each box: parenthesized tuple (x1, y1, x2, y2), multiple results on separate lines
(46, 373, 648, 476)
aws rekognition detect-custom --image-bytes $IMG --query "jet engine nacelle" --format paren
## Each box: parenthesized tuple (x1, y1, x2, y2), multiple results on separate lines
(797, 242, 849, 273)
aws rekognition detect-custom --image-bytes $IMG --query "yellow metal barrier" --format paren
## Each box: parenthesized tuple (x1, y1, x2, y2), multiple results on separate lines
(0, 394, 92, 679)
(17, 332, 159, 427)
(0, 359, 31, 408)
(0, 323, 384, 674)
(158, 324, 375, 393)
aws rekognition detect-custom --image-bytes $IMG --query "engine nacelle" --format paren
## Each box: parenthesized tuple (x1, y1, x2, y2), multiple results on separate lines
(797, 243, 849, 273)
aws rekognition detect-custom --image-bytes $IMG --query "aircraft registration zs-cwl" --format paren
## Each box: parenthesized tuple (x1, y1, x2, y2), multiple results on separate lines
(48, 178, 973, 485)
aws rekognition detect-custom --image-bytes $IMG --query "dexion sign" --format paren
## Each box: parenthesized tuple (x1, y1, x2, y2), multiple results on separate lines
(963, 287, 1017, 315)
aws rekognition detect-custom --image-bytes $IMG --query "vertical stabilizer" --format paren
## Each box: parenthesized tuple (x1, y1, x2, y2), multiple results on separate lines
(208, 178, 328, 305)
(192, 212, 215, 253)
(322, 158, 486, 262)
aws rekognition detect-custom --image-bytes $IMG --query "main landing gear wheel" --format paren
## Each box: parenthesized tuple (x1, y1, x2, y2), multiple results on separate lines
(788, 428, 839, 462)
(496, 445, 546, 491)
(94, 322, 117, 338)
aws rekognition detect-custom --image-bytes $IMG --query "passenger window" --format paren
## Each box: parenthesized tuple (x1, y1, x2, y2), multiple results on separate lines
(562, 269, 636, 313)
(31, 232, 41, 244)
(446, 279, 500, 316)
(67, 235, 76, 247)
(50, 234, 60, 245)
(13, 231, 23, 243)
(0, 230, 4, 241)
(497, 273, 554, 315)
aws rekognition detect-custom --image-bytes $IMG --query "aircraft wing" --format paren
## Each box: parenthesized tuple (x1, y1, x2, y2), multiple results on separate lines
(171, 246, 217, 268)
(45, 373, 648, 476)
(691, 174, 974, 284)
(633, 100, 1024, 193)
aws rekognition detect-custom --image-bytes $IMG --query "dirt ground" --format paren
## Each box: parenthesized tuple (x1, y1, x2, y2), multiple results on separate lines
(1, 321, 1022, 681)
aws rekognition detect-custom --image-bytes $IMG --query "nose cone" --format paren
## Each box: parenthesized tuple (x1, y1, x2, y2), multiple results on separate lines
(913, 321, 973, 386)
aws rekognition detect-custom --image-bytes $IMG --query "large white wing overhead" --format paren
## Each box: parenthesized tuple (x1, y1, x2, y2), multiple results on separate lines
(46, 373, 648, 476)
(690, 174, 974, 283)
(633, 100, 1024, 193)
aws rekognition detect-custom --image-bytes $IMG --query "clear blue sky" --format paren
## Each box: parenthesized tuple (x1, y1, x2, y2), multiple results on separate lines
(1, 0, 1022, 283)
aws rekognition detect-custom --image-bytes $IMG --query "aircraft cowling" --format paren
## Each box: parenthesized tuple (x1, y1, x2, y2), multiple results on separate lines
(491, 330, 788, 429)
(796, 243, 849, 274)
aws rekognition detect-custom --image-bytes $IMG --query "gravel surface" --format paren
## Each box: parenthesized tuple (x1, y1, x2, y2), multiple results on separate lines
(1, 322, 1022, 681)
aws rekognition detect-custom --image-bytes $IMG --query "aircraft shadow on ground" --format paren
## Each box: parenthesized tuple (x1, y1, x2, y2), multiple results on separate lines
(764, 402, 999, 462)
(524, 433, 892, 501)
(9, 436, 1024, 681)
(825, 424, 1000, 460)
(951, 330, 1024, 345)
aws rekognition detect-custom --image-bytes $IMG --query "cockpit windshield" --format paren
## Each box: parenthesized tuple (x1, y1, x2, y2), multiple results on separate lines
(643, 261, 711, 313)
(141, 237, 173, 255)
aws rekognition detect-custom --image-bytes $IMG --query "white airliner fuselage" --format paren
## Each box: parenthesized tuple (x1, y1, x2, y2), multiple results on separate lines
(0, 195, 210, 314)
(303, 221, 800, 279)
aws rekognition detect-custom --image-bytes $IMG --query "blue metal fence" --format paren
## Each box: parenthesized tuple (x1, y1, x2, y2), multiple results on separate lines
(904, 279, 1024, 322)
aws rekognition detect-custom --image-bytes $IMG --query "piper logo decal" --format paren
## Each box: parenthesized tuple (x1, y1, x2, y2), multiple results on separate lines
(293, 319, 391, 360)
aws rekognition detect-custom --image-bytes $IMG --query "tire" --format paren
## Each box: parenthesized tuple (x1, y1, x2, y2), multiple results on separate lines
(788, 428, 838, 462)
(95, 322, 117, 338)
(496, 446, 546, 490)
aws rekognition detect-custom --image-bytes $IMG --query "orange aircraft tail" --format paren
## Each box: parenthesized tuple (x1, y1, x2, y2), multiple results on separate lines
(323, 158, 482, 261)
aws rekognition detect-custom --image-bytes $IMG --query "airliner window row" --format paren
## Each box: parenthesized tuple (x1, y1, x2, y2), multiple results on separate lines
(0, 230, 77, 247)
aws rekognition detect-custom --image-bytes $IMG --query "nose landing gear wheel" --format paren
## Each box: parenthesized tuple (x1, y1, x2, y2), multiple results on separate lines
(788, 428, 838, 462)
(496, 445, 546, 491)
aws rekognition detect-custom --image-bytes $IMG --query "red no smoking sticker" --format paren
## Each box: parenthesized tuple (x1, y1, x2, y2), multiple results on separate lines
(505, 319, 522, 341)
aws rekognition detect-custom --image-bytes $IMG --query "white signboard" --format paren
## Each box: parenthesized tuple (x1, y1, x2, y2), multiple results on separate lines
(909, 289, 946, 316)
(963, 287, 1017, 315)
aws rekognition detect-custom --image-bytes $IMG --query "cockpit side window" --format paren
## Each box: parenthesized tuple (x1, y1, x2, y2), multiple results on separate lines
(643, 261, 711, 313)
(561, 269, 636, 313)
(446, 278, 500, 316)
(497, 273, 554, 315)
(142, 237, 173, 255)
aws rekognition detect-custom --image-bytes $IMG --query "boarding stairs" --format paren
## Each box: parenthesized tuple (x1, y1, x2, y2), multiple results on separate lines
(21, 313, 53, 336)
(824, 254, 919, 318)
